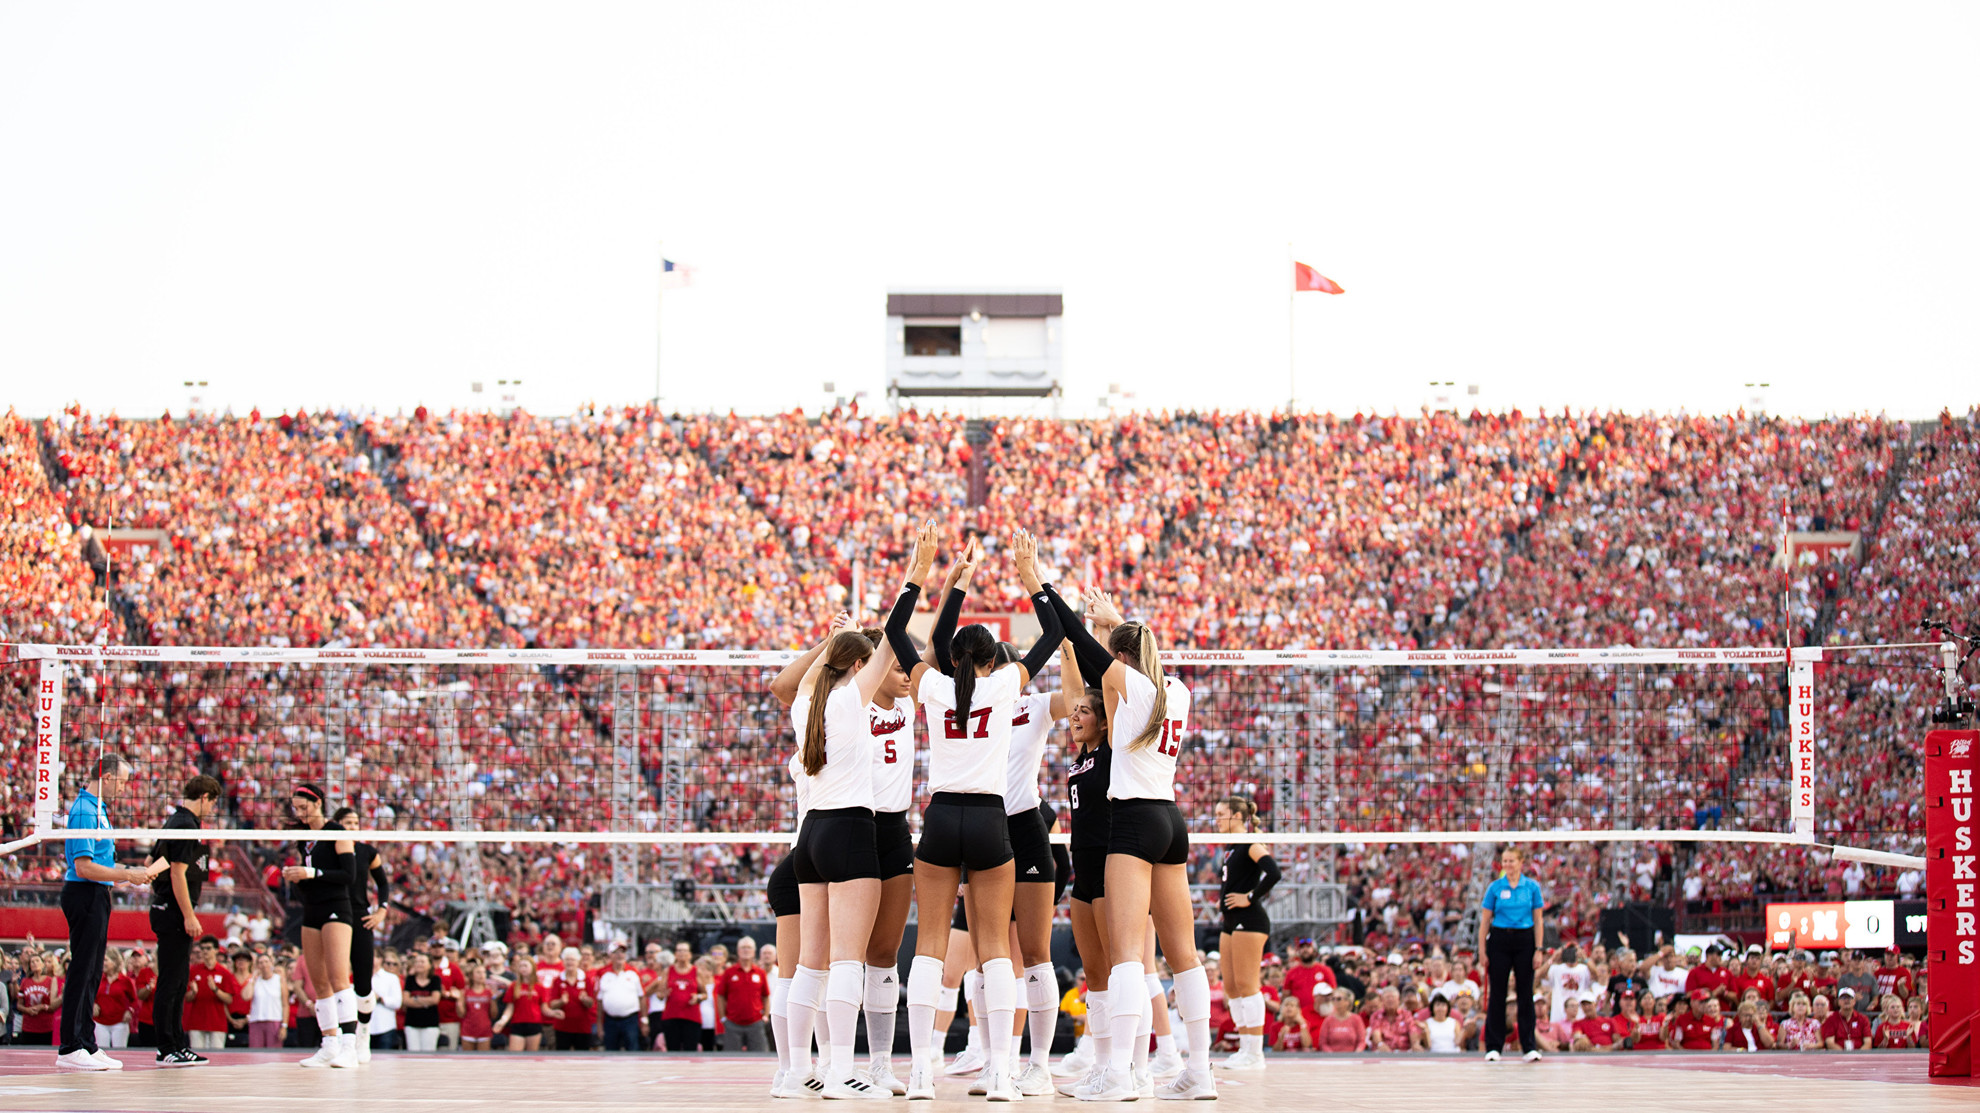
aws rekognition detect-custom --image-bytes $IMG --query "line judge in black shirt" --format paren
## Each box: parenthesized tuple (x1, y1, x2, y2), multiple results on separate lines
(149, 775, 223, 1067)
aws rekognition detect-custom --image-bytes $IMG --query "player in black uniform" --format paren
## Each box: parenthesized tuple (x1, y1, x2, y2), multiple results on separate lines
(1055, 685, 1116, 1092)
(329, 807, 391, 1063)
(1214, 795, 1280, 1072)
(149, 775, 222, 1067)
(281, 785, 357, 1068)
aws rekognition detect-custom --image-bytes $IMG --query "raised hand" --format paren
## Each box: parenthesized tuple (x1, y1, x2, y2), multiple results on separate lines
(1082, 587, 1124, 628)
(1010, 528, 1043, 593)
(827, 611, 856, 636)
(953, 533, 985, 591)
(907, 519, 939, 584)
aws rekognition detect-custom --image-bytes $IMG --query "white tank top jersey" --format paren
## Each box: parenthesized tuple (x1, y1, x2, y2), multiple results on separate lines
(917, 664, 1023, 797)
(788, 682, 876, 812)
(1003, 692, 1057, 814)
(1107, 669, 1192, 802)
(789, 753, 814, 828)
(867, 697, 916, 814)
(249, 974, 285, 1023)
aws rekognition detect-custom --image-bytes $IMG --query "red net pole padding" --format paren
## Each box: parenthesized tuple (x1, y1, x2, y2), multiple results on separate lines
(1927, 729, 1980, 1077)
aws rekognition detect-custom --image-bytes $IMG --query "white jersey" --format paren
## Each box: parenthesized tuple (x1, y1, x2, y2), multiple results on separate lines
(1004, 692, 1056, 815)
(789, 682, 876, 812)
(1107, 669, 1192, 803)
(918, 665, 1023, 797)
(868, 697, 916, 815)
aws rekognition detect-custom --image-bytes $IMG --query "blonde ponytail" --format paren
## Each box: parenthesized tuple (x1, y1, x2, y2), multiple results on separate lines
(1110, 621, 1169, 753)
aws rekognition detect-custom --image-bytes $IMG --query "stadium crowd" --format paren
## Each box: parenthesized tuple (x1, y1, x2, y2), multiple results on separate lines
(0, 403, 1972, 953)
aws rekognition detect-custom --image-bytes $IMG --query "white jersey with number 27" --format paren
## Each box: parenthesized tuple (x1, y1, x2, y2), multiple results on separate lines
(1107, 669, 1191, 803)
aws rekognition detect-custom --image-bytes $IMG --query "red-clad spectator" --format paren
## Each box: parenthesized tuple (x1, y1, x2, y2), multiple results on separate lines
(1281, 940, 1336, 1024)
(547, 948, 598, 1051)
(1729, 948, 1776, 1012)
(713, 936, 771, 1052)
(1684, 947, 1735, 1009)
(1821, 988, 1874, 1050)
(1268, 994, 1314, 1051)
(1617, 992, 1661, 1050)
(658, 940, 705, 1052)
(1664, 992, 1719, 1051)
(1724, 1001, 1776, 1052)
(1568, 995, 1619, 1052)
(91, 952, 138, 1049)
(1873, 949, 1915, 1001)
(184, 937, 239, 1051)
(1315, 990, 1368, 1053)
(129, 949, 158, 1046)
(434, 942, 468, 1051)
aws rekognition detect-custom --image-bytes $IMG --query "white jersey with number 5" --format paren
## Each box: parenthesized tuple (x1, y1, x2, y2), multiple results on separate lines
(868, 698, 917, 814)
(1108, 669, 1192, 802)
(919, 665, 1023, 797)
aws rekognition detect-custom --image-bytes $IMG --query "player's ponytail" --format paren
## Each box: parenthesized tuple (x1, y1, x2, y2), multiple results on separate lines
(803, 631, 873, 776)
(949, 624, 998, 726)
(1110, 622, 1168, 752)
(1222, 795, 1258, 832)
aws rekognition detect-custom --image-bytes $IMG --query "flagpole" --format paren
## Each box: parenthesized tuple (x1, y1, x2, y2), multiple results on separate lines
(1287, 243, 1296, 413)
(665, 240, 673, 405)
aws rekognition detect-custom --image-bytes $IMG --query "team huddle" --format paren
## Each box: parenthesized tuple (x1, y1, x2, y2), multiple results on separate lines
(762, 524, 1280, 1103)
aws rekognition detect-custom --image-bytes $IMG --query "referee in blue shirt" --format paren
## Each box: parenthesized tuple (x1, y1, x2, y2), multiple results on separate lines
(1477, 845, 1544, 1062)
(58, 753, 165, 1071)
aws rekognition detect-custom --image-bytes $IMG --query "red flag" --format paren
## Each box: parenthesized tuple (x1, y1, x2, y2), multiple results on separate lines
(1294, 262, 1344, 294)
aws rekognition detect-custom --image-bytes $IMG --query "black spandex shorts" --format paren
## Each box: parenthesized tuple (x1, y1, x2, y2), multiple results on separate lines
(915, 793, 1013, 872)
(791, 808, 880, 884)
(508, 1022, 543, 1038)
(1221, 903, 1272, 936)
(1107, 799, 1190, 866)
(1007, 808, 1054, 885)
(301, 901, 354, 930)
(350, 919, 375, 996)
(767, 850, 800, 918)
(1070, 847, 1108, 903)
(875, 810, 915, 880)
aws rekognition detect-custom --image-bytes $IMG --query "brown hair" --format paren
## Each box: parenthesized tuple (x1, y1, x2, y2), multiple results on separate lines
(1222, 795, 1258, 831)
(1108, 622, 1167, 752)
(802, 631, 874, 776)
(182, 774, 223, 801)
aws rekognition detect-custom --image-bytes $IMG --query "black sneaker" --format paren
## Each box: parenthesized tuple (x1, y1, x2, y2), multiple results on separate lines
(157, 1049, 209, 1067)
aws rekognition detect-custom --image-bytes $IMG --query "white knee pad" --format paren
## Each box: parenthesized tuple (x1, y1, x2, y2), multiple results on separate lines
(980, 958, 1016, 1014)
(770, 976, 793, 1019)
(937, 983, 960, 1013)
(826, 960, 864, 1008)
(1109, 963, 1146, 1022)
(792, 965, 827, 1010)
(906, 955, 945, 1010)
(866, 964, 899, 1012)
(1024, 963, 1057, 1012)
(1171, 966, 1210, 1025)
(1143, 972, 1164, 1004)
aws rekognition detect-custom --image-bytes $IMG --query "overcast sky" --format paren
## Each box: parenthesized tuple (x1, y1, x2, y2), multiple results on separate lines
(2, 3, 1975, 421)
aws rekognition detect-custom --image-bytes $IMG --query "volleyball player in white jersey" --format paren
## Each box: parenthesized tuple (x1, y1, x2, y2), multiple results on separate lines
(785, 623, 897, 1100)
(768, 613, 859, 1098)
(885, 525, 1063, 1102)
(1038, 587, 1215, 1102)
(858, 637, 918, 1094)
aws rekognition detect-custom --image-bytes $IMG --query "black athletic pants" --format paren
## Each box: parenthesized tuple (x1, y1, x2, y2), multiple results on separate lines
(1484, 926, 1537, 1055)
(150, 910, 195, 1055)
(58, 882, 112, 1055)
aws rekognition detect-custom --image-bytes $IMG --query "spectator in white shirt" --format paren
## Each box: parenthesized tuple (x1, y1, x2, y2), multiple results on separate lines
(1542, 944, 1594, 1025)
(595, 943, 646, 1052)
(370, 950, 404, 1051)
(1647, 950, 1690, 1001)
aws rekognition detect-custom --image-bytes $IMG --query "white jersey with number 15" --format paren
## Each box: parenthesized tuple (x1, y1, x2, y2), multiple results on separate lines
(1107, 669, 1191, 803)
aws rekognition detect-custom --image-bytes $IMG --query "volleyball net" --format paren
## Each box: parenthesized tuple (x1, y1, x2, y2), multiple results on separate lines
(2, 640, 1943, 928)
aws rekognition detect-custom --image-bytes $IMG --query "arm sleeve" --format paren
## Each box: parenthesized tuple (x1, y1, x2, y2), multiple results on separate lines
(931, 588, 966, 674)
(884, 583, 924, 672)
(1040, 583, 1113, 683)
(1251, 854, 1281, 901)
(1017, 590, 1064, 677)
(370, 859, 392, 907)
(314, 849, 355, 888)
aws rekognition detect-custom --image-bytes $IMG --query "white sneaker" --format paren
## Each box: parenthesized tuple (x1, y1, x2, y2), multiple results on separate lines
(905, 1058, 936, 1100)
(1484, 1050, 1501, 1063)
(1054, 1043, 1093, 1077)
(771, 1068, 790, 1098)
(89, 1049, 125, 1070)
(864, 1061, 907, 1096)
(357, 1037, 372, 1064)
(298, 1041, 339, 1068)
(1135, 1067, 1155, 1099)
(1076, 1067, 1138, 1102)
(822, 1073, 893, 1100)
(1216, 1049, 1265, 1071)
(56, 1049, 110, 1071)
(983, 1066, 1017, 1102)
(947, 1047, 988, 1075)
(329, 1039, 358, 1069)
(1061, 1063, 1104, 1097)
(1014, 1062, 1055, 1097)
(1523, 1050, 1543, 1063)
(1155, 1068, 1217, 1100)
(1149, 1049, 1185, 1080)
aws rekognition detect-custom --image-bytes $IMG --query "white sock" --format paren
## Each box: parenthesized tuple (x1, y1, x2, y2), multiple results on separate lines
(1106, 963, 1144, 1074)
(826, 961, 863, 1080)
(815, 990, 833, 1055)
(1024, 963, 1057, 1067)
(1156, 1033, 1176, 1057)
(981, 958, 1016, 1078)
(1172, 965, 1211, 1073)
(864, 964, 898, 1069)
(770, 976, 794, 1073)
(1088, 989, 1112, 1065)
(967, 970, 986, 1056)
(905, 956, 944, 1067)
(938, 983, 959, 1015)
(1133, 992, 1152, 1072)
(789, 966, 826, 1076)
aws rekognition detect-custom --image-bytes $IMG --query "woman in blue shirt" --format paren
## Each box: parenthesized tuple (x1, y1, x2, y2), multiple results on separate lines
(1477, 845, 1544, 1062)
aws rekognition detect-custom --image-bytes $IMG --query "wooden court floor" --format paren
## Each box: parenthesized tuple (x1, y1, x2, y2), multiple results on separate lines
(0, 1049, 1970, 1112)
